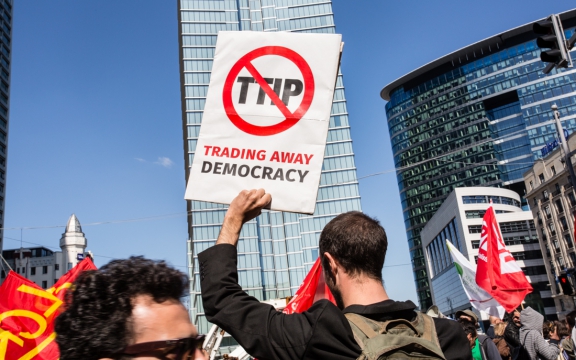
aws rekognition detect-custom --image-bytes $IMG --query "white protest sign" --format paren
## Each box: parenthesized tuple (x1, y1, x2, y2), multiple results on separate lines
(185, 31, 342, 214)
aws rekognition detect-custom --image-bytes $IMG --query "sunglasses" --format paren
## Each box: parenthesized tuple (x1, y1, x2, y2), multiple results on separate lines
(115, 334, 206, 360)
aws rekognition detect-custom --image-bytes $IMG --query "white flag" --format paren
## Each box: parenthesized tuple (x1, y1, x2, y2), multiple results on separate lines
(446, 240, 505, 319)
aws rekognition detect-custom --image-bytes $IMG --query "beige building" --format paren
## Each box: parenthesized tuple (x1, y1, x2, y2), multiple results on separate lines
(524, 133, 576, 317)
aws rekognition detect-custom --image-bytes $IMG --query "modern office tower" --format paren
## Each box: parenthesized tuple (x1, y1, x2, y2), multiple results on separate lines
(177, 0, 361, 342)
(524, 133, 576, 317)
(0, 0, 12, 257)
(381, 9, 576, 309)
(421, 187, 550, 321)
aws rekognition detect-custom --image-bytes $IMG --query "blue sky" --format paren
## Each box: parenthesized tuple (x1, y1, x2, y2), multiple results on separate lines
(4, 1, 575, 304)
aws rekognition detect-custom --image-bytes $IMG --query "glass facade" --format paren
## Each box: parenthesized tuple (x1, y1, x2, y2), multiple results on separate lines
(383, 16, 576, 308)
(0, 0, 10, 257)
(178, 0, 361, 340)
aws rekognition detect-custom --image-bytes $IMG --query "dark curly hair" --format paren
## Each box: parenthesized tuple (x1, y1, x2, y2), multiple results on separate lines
(55, 256, 188, 360)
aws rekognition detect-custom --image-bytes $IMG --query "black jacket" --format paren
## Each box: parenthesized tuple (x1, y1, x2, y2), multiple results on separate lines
(199, 244, 472, 360)
(504, 322, 521, 348)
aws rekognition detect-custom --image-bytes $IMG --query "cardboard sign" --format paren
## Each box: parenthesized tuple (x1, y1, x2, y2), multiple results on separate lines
(185, 31, 342, 214)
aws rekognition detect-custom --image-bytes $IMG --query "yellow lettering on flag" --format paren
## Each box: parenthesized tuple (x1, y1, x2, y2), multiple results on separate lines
(18, 332, 56, 360)
(17, 284, 63, 317)
(0, 329, 24, 358)
(0, 310, 47, 339)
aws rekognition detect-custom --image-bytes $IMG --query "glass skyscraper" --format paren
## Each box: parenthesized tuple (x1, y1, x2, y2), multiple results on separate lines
(381, 9, 576, 309)
(0, 0, 11, 257)
(177, 0, 361, 344)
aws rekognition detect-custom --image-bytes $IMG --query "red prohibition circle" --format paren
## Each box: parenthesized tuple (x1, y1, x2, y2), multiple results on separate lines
(222, 46, 315, 136)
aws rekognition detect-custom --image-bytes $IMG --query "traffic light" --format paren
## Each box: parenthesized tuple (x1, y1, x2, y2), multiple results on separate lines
(558, 274, 574, 295)
(533, 14, 574, 74)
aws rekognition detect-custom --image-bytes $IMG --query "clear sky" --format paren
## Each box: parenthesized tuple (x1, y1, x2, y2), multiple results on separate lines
(4, 1, 575, 304)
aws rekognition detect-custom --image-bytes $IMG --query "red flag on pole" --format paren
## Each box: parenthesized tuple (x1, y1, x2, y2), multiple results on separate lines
(283, 257, 335, 314)
(476, 203, 533, 312)
(0, 258, 97, 359)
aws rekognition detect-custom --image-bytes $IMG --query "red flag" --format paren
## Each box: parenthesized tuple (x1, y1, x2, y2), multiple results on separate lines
(476, 204, 533, 312)
(0, 258, 97, 359)
(0, 272, 61, 360)
(48, 257, 97, 300)
(283, 257, 335, 314)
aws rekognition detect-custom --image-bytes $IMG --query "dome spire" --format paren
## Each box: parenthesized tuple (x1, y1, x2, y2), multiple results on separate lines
(65, 214, 83, 234)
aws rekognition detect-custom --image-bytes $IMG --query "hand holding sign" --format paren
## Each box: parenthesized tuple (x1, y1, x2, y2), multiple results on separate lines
(185, 31, 342, 214)
(217, 189, 272, 247)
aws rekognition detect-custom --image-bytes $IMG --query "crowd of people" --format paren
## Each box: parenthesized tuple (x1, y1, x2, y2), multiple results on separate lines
(50, 190, 576, 360)
(453, 307, 576, 360)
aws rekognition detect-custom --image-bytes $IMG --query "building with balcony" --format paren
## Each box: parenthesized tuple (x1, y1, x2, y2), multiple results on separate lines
(421, 187, 552, 322)
(524, 133, 576, 317)
(177, 0, 362, 349)
(381, 9, 576, 309)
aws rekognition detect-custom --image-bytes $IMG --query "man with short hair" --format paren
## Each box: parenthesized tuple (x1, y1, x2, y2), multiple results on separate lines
(55, 256, 206, 360)
(199, 189, 471, 360)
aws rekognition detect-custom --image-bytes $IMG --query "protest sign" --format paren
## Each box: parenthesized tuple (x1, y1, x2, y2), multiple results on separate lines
(184, 31, 342, 214)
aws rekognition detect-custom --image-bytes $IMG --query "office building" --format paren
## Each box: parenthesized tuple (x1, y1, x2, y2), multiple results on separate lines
(381, 9, 576, 309)
(421, 187, 552, 321)
(0, 0, 12, 257)
(523, 133, 576, 317)
(177, 0, 361, 343)
(0, 214, 88, 288)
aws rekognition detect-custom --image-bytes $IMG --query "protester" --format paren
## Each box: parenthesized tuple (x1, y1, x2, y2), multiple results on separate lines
(199, 189, 472, 360)
(55, 257, 206, 360)
(486, 315, 502, 339)
(519, 307, 560, 360)
(492, 322, 511, 360)
(460, 321, 500, 360)
(456, 309, 487, 335)
(459, 318, 500, 360)
(563, 311, 576, 360)
(543, 320, 553, 341)
(504, 308, 521, 349)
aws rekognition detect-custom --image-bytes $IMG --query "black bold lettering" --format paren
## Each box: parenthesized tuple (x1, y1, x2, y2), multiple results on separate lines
(256, 78, 274, 104)
(213, 162, 223, 174)
(223, 163, 237, 176)
(238, 165, 250, 177)
(285, 169, 296, 182)
(271, 78, 283, 105)
(251, 166, 262, 179)
(237, 77, 254, 104)
(201, 161, 213, 173)
(282, 79, 303, 105)
(297, 170, 309, 183)
(272, 168, 284, 181)
(262, 167, 274, 180)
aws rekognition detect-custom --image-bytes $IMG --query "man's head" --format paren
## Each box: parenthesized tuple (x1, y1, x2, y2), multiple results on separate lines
(456, 310, 478, 326)
(55, 256, 205, 360)
(319, 211, 387, 308)
(460, 321, 477, 349)
(510, 309, 521, 327)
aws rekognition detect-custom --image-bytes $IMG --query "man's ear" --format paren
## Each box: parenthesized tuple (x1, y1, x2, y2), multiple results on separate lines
(323, 252, 339, 277)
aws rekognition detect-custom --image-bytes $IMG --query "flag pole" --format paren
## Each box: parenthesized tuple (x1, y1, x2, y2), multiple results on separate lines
(0, 253, 13, 271)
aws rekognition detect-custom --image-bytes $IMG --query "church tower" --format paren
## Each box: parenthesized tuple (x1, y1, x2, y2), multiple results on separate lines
(59, 214, 87, 271)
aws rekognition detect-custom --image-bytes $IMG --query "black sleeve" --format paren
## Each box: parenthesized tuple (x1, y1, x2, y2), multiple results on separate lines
(199, 244, 360, 360)
(433, 318, 473, 360)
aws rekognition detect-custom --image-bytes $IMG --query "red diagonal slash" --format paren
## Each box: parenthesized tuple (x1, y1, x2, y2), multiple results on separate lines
(244, 61, 295, 120)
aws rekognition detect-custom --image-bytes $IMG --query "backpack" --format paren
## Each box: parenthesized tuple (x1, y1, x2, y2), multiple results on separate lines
(344, 312, 446, 360)
(512, 331, 531, 360)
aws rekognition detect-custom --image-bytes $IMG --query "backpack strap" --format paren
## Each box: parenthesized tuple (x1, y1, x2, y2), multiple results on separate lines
(345, 313, 378, 350)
